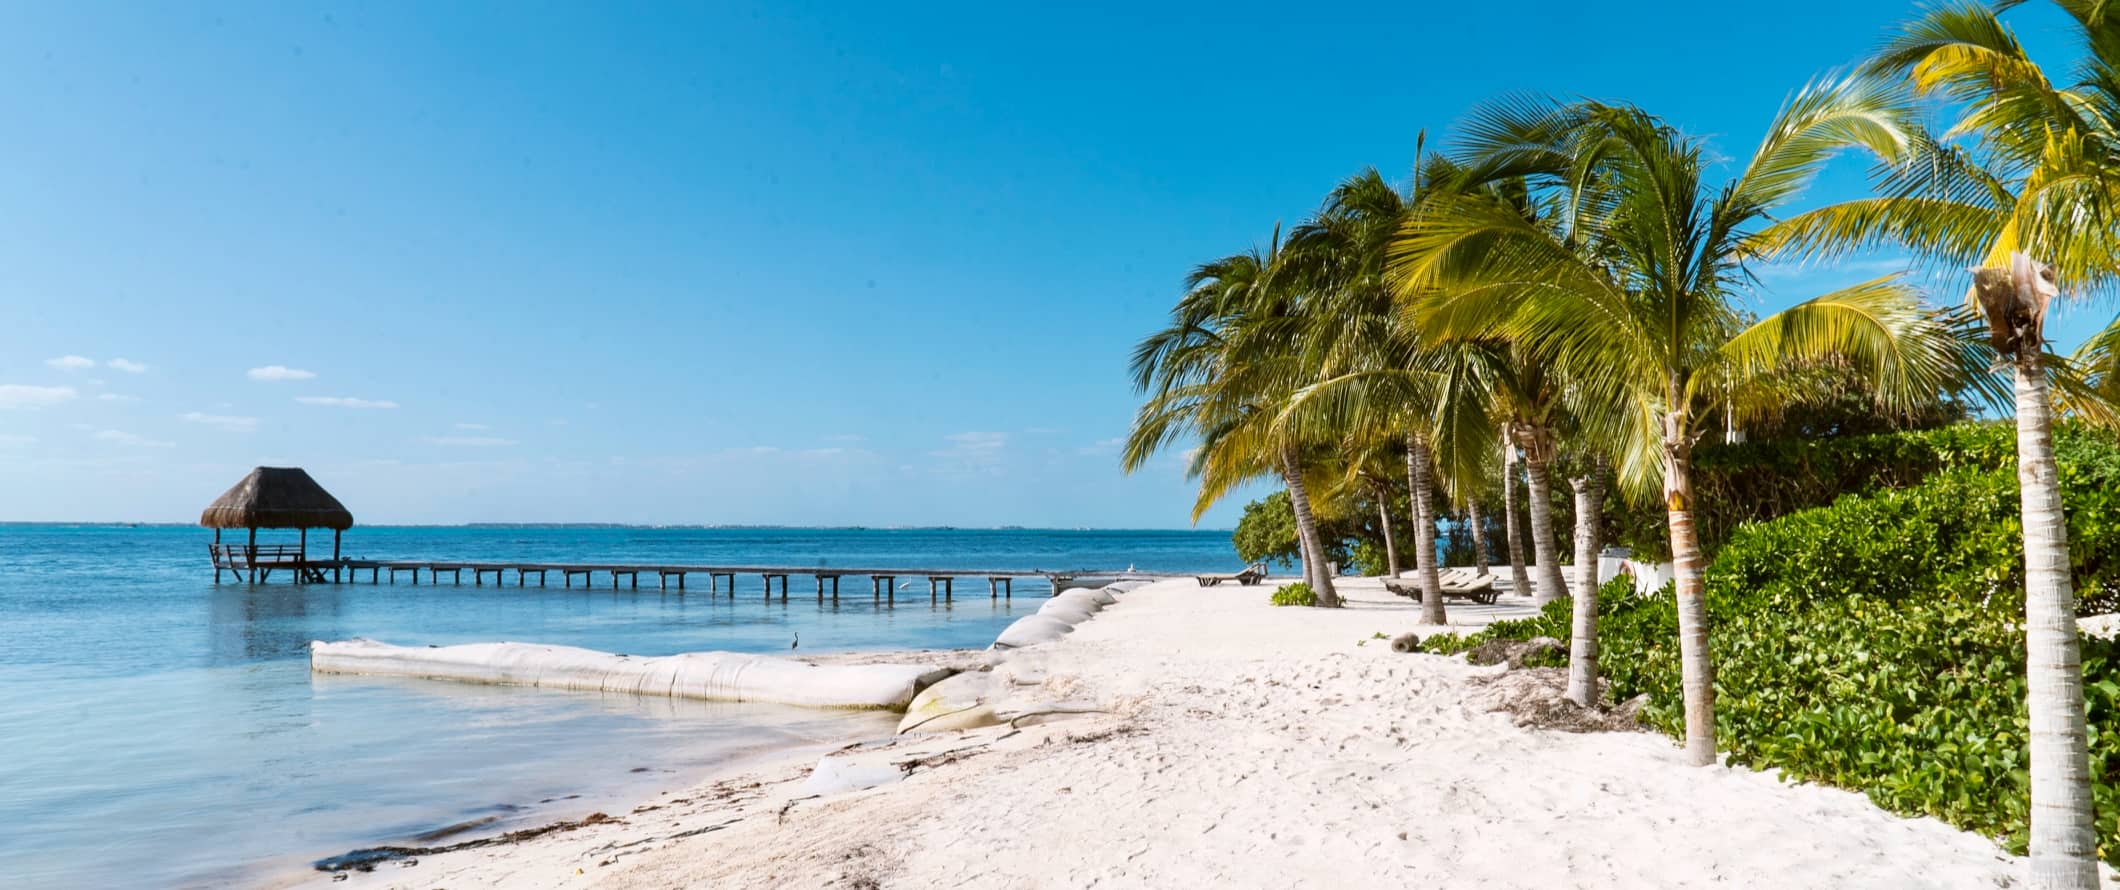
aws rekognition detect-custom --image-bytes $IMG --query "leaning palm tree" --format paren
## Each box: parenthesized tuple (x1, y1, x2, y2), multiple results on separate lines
(1754, 5, 2120, 882)
(1279, 166, 1464, 623)
(1398, 82, 1961, 760)
(1126, 240, 1344, 607)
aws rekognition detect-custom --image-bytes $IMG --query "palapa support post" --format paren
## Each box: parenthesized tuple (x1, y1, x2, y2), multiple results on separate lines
(247, 527, 258, 584)
(333, 529, 342, 583)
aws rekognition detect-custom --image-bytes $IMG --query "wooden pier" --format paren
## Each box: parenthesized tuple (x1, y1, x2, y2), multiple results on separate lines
(208, 549, 1166, 602)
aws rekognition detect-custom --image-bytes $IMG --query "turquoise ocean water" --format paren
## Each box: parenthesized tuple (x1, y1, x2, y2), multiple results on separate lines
(0, 525, 1237, 888)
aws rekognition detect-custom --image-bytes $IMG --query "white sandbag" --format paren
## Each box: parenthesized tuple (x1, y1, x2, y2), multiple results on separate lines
(1082, 587, 1120, 605)
(1104, 580, 1150, 593)
(1049, 590, 1106, 612)
(1036, 603, 1096, 626)
(1036, 599, 1097, 625)
(990, 615, 1074, 650)
(1057, 587, 1111, 607)
(896, 671, 1003, 734)
(310, 639, 953, 711)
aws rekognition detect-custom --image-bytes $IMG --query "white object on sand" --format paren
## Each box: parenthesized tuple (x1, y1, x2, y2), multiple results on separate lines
(991, 615, 1075, 650)
(799, 753, 908, 796)
(309, 640, 954, 711)
(1058, 587, 1115, 606)
(1037, 600, 1098, 625)
(896, 671, 1004, 733)
(1048, 590, 1107, 612)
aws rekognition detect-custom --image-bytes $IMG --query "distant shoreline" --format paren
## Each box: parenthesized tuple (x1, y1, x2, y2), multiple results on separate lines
(0, 521, 1237, 532)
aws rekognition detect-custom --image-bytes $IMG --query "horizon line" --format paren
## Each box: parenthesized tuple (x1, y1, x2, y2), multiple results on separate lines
(0, 521, 1238, 533)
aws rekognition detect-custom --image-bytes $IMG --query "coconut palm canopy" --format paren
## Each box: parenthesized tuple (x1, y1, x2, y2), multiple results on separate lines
(198, 467, 354, 530)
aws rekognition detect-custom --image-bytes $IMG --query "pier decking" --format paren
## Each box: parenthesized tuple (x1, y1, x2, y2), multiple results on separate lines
(210, 549, 1171, 602)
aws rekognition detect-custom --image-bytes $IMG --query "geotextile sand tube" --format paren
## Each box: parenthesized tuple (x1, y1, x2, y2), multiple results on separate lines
(310, 639, 954, 711)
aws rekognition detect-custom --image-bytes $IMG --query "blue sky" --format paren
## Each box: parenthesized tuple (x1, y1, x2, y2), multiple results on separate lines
(0, 1, 2110, 526)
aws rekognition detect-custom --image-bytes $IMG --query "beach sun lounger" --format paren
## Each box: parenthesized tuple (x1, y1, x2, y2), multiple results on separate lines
(1385, 571, 1503, 605)
(1196, 563, 1269, 587)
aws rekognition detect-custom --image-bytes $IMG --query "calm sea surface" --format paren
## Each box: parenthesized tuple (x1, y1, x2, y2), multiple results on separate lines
(0, 525, 1237, 888)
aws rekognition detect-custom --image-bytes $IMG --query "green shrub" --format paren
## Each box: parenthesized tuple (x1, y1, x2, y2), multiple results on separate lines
(1610, 420, 2020, 560)
(1584, 426, 2120, 863)
(1349, 540, 1391, 576)
(1269, 582, 1317, 607)
(1418, 631, 1476, 655)
(1232, 490, 1360, 569)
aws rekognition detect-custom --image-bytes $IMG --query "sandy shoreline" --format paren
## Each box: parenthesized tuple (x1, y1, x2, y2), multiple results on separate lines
(298, 577, 2115, 889)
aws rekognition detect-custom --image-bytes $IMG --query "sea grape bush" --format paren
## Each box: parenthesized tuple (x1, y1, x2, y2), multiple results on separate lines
(1609, 421, 2024, 560)
(1445, 424, 2120, 863)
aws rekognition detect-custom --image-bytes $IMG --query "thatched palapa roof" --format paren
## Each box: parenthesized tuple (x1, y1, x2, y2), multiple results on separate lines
(199, 467, 354, 530)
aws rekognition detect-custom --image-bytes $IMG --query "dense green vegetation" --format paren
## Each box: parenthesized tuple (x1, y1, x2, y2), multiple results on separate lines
(1610, 420, 2027, 560)
(1269, 582, 1318, 607)
(1431, 423, 2120, 863)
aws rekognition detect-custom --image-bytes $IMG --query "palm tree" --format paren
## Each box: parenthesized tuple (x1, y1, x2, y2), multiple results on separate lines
(1279, 166, 1465, 623)
(1754, 6, 2120, 881)
(1398, 83, 1960, 761)
(1565, 453, 1611, 706)
(1126, 240, 1345, 607)
(1326, 430, 1408, 578)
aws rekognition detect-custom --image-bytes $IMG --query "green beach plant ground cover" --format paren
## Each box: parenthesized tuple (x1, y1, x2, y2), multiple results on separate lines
(1423, 422, 2120, 863)
(1270, 582, 1318, 607)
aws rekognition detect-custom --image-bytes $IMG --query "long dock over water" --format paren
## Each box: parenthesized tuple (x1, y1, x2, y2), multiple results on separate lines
(209, 549, 1178, 602)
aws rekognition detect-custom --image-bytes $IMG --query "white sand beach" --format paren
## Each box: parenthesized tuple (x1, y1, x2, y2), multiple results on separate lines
(303, 578, 2115, 889)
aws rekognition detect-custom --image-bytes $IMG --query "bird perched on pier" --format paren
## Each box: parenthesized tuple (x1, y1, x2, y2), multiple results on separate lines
(790, 632, 799, 650)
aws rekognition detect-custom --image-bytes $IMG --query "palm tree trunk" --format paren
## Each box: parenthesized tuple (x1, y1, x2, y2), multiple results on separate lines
(1468, 498, 1490, 576)
(1502, 433, 1532, 600)
(1566, 457, 1608, 708)
(1281, 447, 1341, 608)
(1663, 405, 1715, 766)
(1518, 429, 1569, 606)
(1375, 485, 1400, 578)
(1406, 434, 1446, 624)
(2013, 340, 2099, 889)
(1969, 257, 2098, 885)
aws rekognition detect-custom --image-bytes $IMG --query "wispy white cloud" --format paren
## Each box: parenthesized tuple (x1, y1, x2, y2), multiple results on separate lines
(181, 411, 259, 432)
(247, 365, 315, 382)
(0, 384, 78, 409)
(0, 434, 33, 447)
(454, 422, 489, 431)
(425, 435, 516, 447)
(106, 358, 148, 374)
(931, 431, 1009, 474)
(296, 396, 398, 409)
(1077, 436, 1126, 456)
(44, 355, 95, 372)
(92, 429, 173, 448)
(97, 393, 140, 403)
